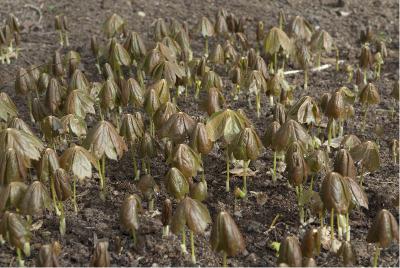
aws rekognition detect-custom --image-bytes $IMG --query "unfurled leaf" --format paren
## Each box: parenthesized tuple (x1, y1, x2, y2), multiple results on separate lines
(103, 13, 124, 38)
(273, 119, 311, 152)
(84, 120, 127, 160)
(171, 196, 211, 234)
(210, 211, 245, 256)
(350, 141, 380, 172)
(65, 90, 95, 118)
(0, 128, 44, 164)
(160, 112, 195, 143)
(288, 96, 321, 125)
(61, 114, 87, 138)
(60, 144, 99, 180)
(206, 109, 250, 144)
(264, 27, 291, 55)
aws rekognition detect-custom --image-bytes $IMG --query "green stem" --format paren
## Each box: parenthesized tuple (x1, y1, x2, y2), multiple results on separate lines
(223, 251, 227, 267)
(304, 69, 308, 90)
(243, 160, 249, 195)
(226, 149, 230, 192)
(50, 176, 61, 216)
(328, 119, 332, 151)
(181, 229, 187, 253)
(204, 37, 209, 57)
(132, 229, 137, 246)
(274, 53, 278, 73)
(310, 175, 314, 191)
(359, 166, 364, 186)
(101, 155, 106, 184)
(317, 52, 321, 67)
(346, 212, 350, 241)
(73, 175, 78, 214)
(319, 211, 323, 227)
(27, 94, 34, 123)
(330, 208, 335, 241)
(272, 151, 277, 182)
(58, 31, 64, 46)
(64, 32, 69, 47)
(337, 213, 342, 240)
(59, 202, 66, 236)
(256, 93, 261, 118)
(132, 150, 139, 180)
(373, 245, 381, 267)
(190, 230, 196, 264)
(16, 248, 24, 267)
(335, 47, 339, 71)
(149, 198, 154, 212)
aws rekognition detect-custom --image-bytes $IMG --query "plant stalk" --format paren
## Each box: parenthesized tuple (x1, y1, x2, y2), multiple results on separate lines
(225, 149, 230, 192)
(272, 151, 277, 182)
(330, 208, 335, 241)
(242, 160, 249, 195)
(190, 230, 196, 264)
(223, 251, 227, 267)
(373, 245, 381, 267)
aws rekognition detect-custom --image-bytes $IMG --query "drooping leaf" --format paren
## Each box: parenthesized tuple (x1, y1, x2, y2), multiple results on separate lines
(60, 144, 99, 180)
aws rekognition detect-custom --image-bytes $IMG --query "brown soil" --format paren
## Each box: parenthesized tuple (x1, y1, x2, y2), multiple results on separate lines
(0, 0, 399, 266)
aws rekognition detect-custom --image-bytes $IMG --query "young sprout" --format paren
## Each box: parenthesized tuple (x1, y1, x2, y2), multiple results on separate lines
(103, 13, 125, 38)
(0, 148, 27, 185)
(64, 50, 81, 76)
(310, 29, 334, 67)
(91, 36, 101, 74)
(144, 89, 161, 137)
(0, 181, 27, 211)
(198, 17, 215, 56)
(171, 197, 211, 263)
(306, 149, 329, 191)
(210, 211, 245, 267)
(190, 122, 214, 181)
(162, 198, 172, 237)
(201, 87, 225, 116)
(60, 144, 99, 212)
(292, 40, 312, 90)
(53, 168, 71, 235)
(232, 127, 263, 195)
(37, 241, 61, 267)
(84, 120, 127, 193)
(262, 121, 281, 182)
(61, 114, 87, 139)
(37, 148, 60, 209)
(338, 241, 357, 266)
(46, 77, 64, 114)
(215, 13, 228, 37)
(334, 149, 357, 178)
(69, 69, 90, 92)
(266, 69, 292, 106)
(320, 172, 351, 242)
(223, 41, 238, 64)
(120, 113, 144, 179)
(0, 211, 31, 266)
(325, 90, 346, 149)
(350, 141, 380, 186)
(340, 134, 361, 151)
(301, 228, 321, 265)
(288, 15, 314, 42)
(211, 44, 225, 65)
(151, 60, 185, 87)
(91, 240, 111, 267)
(247, 70, 267, 117)
(165, 167, 189, 200)
(263, 27, 291, 72)
(285, 142, 309, 223)
(15, 67, 37, 122)
(345, 64, 354, 83)
(124, 31, 147, 65)
(137, 174, 158, 211)
(120, 194, 141, 246)
(55, 15, 69, 47)
(160, 112, 195, 143)
(366, 209, 399, 267)
(168, 143, 201, 179)
(138, 132, 157, 175)
(256, 21, 265, 51)
(153, 18, 169, 41)
(206, 109, 250, 192)
(359, 43, 373, 82)
(374, 52, 383, 79)
(277, 236, 302, 267)
(359, 83, 380, 130)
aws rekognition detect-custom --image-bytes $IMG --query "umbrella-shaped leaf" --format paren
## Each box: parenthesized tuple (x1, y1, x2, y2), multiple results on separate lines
(168, 144, 201, 178)
(272, 119, 311, 152)
(165, 167, 189, 200)
(160, 112, 195, 143)
(65, 90, 95, 118)
(0, 92, 18, 121)
(288, 96, 321, 125)
(232, 127, 263, 161)
(19, 180, 52, 216)
(350, 141, 380, 172)
(171, 196, 211, 234)
(60, 144, 99, 180)
(264, 27, 291, 55)
(61, 114, 87, 138)
(84, 120, 128, 160)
